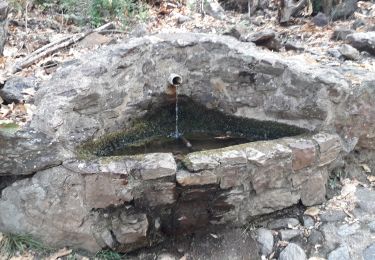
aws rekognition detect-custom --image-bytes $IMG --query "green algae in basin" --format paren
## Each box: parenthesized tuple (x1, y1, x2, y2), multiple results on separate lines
(80, 96, 308, 157)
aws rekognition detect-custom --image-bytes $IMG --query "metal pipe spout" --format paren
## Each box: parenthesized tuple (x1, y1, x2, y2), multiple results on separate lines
(168, 74, 182, 86)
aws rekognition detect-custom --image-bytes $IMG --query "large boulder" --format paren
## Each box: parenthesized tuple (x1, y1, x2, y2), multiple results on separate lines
(0, 76, 37, 103)
(347, 32, 375, 56)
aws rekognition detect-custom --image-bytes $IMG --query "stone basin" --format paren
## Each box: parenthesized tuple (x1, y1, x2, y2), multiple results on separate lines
(1, 32, 374, 253)
(0, 133, 342, 253)
(79, 96, 307, 157)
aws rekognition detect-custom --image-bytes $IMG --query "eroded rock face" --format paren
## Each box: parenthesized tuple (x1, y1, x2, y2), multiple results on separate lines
(0, 33, 372, 253)
(0, 154, 178, 253)
(347, 32, 375, 55)
(0, 129, 62, 176)
(0, 166, 99, 252)
(335, 78, 375, 150)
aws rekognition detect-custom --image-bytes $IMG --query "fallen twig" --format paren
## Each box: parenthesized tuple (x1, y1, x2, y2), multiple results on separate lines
(94, 21, 116, 31)
(47, 248, 72, 260)
(12, 32, 90, 72)
(99, 29, 127, 35)
(12, 22, 115, 73)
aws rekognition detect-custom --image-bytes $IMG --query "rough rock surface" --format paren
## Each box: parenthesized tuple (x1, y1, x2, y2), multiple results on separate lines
(0, 130, 61, 176)
(256, 228, 274, 256)
(187, 0, 226, 19)
(1, 33, 374, 253)
(332, 28, 354, 41)
(312, 13, 329, 27)
(328, 245, 350, 260)
(204, 0, 226, 20)
(363, 243, 375, 260)
(347, 32, 375, 55)
(302, 215, 315, 229)
(0, 166, 100, 252)
(338, 44, 360, 60)
(320, 210, 346, 222)
(268, 218, 300, 230)
(28, 33, 351, 148)
(279, 243, 306, 260)
(356, 187, 375, 214)
(0, 76, 37, 103)
(279, 229, 300, 241)
(244, 29, 281, 51)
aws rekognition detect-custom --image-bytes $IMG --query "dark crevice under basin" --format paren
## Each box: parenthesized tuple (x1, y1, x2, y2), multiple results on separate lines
(80, 96, 308, 157)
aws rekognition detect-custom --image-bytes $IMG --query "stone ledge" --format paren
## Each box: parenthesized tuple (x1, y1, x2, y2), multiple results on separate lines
(312, 133, 342, 166)
(63, 153, 177, 180)
(140, 153, 177, 180)
(286, 138, 316, 171)
(176, 170, 218, 186)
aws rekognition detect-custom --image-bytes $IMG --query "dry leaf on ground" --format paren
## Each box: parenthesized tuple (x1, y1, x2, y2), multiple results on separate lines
(360, 164, 371, 173)
(304, 207, 320, 217)
(47, 248, 72, 260)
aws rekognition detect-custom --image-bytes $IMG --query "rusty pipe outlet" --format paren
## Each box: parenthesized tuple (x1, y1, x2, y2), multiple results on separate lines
(166, 74, 182, 97)
(168, 74, 182, 86)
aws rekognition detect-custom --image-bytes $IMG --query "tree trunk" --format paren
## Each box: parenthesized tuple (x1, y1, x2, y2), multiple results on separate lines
(278, 0, 308, 23)
(0, 0, 9, 56)
(320, 0, 358, 20)
(278, 0, 357, 24)
(218, 0, 259, 15)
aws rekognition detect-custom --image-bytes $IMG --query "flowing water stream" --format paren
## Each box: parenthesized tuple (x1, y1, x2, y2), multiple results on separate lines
(175, 86, 179, 139)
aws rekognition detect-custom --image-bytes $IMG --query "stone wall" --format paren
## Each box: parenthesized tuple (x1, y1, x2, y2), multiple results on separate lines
(0, 133, 341, 252)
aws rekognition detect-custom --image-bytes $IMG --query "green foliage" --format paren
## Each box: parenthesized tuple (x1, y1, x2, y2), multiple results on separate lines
(312, 0, 323, 14)
(95, 249, 123, 260)
(89, 0, 149, 27)
(0, 233, 51, 258)
(328, 168, 347, 190)
(7, 0, 27, 12)
(33, 0, 57, 5)
(9, 0, 149, 28)
(60, 0, 77, 13)
(66, 253, 78, 260)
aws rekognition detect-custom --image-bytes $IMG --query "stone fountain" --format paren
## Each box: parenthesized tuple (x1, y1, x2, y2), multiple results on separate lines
(0, 33, 374, 253)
